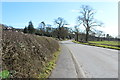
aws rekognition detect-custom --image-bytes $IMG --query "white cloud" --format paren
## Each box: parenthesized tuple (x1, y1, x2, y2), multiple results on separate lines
(71, 9, 80, 13)
(64, 24, 75, 27)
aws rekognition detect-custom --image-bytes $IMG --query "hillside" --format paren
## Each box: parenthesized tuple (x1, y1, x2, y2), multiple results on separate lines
(2, 31, 59, 78)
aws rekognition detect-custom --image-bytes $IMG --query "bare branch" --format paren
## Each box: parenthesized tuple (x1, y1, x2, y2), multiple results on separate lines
(54, 17, 68, 28)
(77, 5, 103, 41)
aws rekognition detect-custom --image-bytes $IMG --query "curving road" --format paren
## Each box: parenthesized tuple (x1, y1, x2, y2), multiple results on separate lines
(50, 40, 118, 78)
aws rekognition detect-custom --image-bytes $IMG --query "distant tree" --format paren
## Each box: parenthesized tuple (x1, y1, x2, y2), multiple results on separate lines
(46, 24, 52, 32)
(52, 28, 59, 38)
(38, 21, 46, 36)
(23, 26, 28, 33)
(96, 31, 103, 37)
(106, 34, 110, 40)
(67, 28, 74, 39)
(54, 17, 68, 28)
(90, 32, 96, 37)
(60, 27, 69, 39)
(77, 5, 103, 42)
(103, 34, 105, 37)
(38, 21, 45, 30)
(54, 17, 68, 39)
(96, 30, 103, 41)
(74, 25, 79, 41)
(106, 34, 110, 38)
(28, 21, 35, 34)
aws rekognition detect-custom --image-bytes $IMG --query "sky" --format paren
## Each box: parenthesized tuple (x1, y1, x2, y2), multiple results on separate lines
(1, 2, 118, 37)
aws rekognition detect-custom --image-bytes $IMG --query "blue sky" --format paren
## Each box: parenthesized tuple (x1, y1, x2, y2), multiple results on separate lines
(2, 2, 118, 37)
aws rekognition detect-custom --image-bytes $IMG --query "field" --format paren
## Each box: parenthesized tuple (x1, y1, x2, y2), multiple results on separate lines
(72, 40, 120, 50)
(89, 41, 120, 46)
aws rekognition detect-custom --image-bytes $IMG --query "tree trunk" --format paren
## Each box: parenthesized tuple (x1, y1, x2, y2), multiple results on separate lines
(75, 33, 78, 41)
(85, 30, 89, 42)
(76, 33, 78, 41)
(58, 27, 61, 40)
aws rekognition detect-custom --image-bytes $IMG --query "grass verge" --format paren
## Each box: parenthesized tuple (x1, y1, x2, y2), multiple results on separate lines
(72, 40, 120, 50)
(89, 41, 120, 46)
(38, 48, 61, 78)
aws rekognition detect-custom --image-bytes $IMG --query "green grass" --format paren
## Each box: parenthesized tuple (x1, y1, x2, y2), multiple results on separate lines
(0, 70, 10, 79)
(72, 40, 120, 50)
(96, 45, 120, 49)
(38, 49, 60, 78)
(89, 41, 120, 46)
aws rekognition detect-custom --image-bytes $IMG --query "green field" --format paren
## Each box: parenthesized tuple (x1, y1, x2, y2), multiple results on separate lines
(89, 41, 120, 46)
(72, 40, 120, 50)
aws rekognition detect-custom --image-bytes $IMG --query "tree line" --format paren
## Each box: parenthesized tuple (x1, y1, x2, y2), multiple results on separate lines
(23, 17, 73, 40)
(3, 5, 119, 42)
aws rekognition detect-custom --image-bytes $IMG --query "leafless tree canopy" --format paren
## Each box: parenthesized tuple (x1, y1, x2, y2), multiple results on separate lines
(78, 5, 103, 41)
(39, 21, 46, 29)
(54, 17, 68, 28)
(54, 17, 69, 39)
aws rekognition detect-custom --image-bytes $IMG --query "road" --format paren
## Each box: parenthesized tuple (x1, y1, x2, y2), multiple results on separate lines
(50, 40, 118, 78)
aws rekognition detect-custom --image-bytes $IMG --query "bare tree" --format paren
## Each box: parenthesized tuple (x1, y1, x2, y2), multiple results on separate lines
(96, 30, 103, 41)
(39, 21, 46, 30)
(54, 17, 67, 28)
(38, 21, 46, 36)
(74, 25, 79, 41)
(78, 5, 103, 42)
(54, 17, 68, 39)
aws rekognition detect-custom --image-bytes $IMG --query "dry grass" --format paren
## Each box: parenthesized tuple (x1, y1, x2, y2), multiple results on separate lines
(2, 31, 59, 78)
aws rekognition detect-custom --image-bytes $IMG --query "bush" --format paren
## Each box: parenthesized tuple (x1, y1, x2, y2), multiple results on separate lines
(2, 31, 60, 78)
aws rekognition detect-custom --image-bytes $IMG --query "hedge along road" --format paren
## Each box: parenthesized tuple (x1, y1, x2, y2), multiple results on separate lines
(50, 40, 118, 78)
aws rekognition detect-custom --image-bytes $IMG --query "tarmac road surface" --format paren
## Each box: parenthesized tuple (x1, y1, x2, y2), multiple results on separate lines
(50, 40, 118, 78)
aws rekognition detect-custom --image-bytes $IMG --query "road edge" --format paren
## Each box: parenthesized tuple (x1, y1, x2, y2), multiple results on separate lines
(65, 45, 87, 78)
